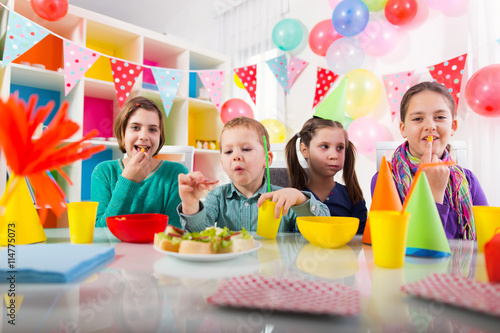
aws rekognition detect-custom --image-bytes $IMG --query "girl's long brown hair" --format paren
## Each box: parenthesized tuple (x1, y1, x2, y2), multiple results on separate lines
(285, 117, 364, 205)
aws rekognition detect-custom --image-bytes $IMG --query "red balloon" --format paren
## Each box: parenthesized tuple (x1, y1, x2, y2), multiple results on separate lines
(308, 19, 342, 57)
(220, 99, 254, 124)
(31, 0, 68, 22)
(465, 64, 500, 118)
(384, 0, 418, 26)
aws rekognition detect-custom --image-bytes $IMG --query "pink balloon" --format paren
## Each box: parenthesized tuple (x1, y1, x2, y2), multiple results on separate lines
(220, 99, 254, 124)
(424, 0, 461, 11)
(347, 117, 391, 154)
(465, 64, 500, 118)
(309, 19, 343, 56)
(359, 20, 398, 57)
(31, 0, 68, 21)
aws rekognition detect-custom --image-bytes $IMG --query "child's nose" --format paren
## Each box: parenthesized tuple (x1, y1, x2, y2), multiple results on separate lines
(423, 118, 437, 131)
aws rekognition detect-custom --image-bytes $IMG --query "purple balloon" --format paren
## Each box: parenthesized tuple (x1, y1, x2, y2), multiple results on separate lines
(332, 0, 370, 37)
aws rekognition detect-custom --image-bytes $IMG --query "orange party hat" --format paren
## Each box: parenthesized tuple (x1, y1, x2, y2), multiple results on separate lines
(363, 156, 402, 245)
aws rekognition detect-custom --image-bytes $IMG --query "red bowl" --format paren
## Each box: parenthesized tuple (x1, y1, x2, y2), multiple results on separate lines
(106, 213, 168, 243)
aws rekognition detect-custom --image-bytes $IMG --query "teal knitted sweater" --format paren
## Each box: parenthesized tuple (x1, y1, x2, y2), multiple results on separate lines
(91, 159, 187, 228)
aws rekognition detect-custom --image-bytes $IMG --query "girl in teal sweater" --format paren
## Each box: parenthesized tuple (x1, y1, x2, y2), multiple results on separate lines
(91, 97, 187, 228)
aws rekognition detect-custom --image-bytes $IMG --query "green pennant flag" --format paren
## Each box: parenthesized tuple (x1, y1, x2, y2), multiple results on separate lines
(313, 77, 348, 124)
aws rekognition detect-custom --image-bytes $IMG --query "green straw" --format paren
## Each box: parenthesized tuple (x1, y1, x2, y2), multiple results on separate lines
(263, 135, 271, 192)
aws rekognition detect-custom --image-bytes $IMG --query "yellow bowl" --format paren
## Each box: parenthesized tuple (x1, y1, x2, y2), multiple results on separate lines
(297, 216, 359, 249)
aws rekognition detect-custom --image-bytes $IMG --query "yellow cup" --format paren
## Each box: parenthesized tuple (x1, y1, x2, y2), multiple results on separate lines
(472, 206, 500, 253)
(257, 200, 282, 239)
(369, 210, 410, 269)
(67, 202, 99, 244)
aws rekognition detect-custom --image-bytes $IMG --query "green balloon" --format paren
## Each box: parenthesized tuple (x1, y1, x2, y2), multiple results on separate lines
(362, 0, 388, 12)
(272, 19, 303, 51)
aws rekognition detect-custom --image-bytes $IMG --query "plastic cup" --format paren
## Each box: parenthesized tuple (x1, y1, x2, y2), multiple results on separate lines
(369, 210, 410, 269)
(472, 206, 500, 253)
(257, 200, 282, 239)
(67, 202, 99, 244)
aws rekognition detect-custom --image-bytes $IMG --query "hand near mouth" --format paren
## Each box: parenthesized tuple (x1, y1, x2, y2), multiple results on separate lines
(420, 138, 450, 204)
(179, 171, 219, 215)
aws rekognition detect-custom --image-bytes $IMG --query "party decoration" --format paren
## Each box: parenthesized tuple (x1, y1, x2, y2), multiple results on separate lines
(362, 156, 402, 245)
(343, 116, 353, 129)
(151, 68, 183, 117)
(63, 41, 100, 96)
(266, 55, 289, 93)
(234, 65, 257, 104)
(325, 37, 365, 75)
(314, 77, 348, 124)
(359, 20, 398, 57)
(382, 70, 415, 122)
(362, 0, 388, 12)
(308, 19, 342, 56)
(465, 64, 500, 118)
(347, 117, 389, 155)
(345, 68, 382, 119)
(287, 55, 308, 90)
(220, 98, 254, 124)
(384, 0, 418, 26)
(332, 0, 370, 37)
(110, 59, 143, 108)
(31, 0, 68, 22)
(198, 70, 225, 112)
(424, 0, 461, 11)
(404, 172, 451, 257)
(272, 18, 303, 51)
(428, 53, 467, 107)
(261, 119, 287, 144)
(2, 11, 49, 67)
(234, 73, 245, 89)
(485, 229, 500, 283)
(312, 67, 339, 109)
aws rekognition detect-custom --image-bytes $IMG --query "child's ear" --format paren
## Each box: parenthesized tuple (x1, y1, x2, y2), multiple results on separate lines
(451, 119, 458, 135)
(399, 121, 407, 139)
(267, 151, 274, 167)
(299, 142, 309, 159)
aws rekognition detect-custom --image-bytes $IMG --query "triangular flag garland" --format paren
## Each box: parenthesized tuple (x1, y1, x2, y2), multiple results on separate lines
(266, 55, 289, 93)
(63, 41, 100, 96)
(234, 65, 257, 105)
(287, 55, 308, 90)
(382, 70, 415, 123)
(151, 68, 183, 117)
(313, 76, 347, 124)
(197, 70, 225, 113)
(312, 67, 339, 109)
(110, 59, 144, 108)
(2, 11, 49, 67)
(428, 54, 467, 108)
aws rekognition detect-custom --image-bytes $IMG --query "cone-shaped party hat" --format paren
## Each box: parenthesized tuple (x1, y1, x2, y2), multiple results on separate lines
(404, 172, 451, 257)
(313, 77, 348, 124)
(363, 156, 402, 245)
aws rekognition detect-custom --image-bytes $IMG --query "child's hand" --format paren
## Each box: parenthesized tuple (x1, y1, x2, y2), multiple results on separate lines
(178, 171, 219, 215)
(122, 151, 151, 183)
(258, 188, 308, 218)
(421, 139, 450, 204)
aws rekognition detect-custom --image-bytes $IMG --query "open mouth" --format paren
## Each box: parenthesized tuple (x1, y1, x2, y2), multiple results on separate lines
(234, 166, 244, 172)
(135, 145, 150, 152)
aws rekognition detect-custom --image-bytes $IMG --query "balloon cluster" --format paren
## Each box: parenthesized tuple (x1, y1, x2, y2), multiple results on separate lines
(31, 0, 68, 21)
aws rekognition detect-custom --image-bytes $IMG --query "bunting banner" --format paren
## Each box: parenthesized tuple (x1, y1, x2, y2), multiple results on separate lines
(312, 67, 339, 109)
(110, 58, 144, 108)
(428, 54, 467, 107)
(266, 55, 289, 93)
(2, 11, 49, 67)
(151, 68, 183, 117)
(63, 41, 100, 96)
(287, 55, 308, 90)
(197, 70, 225, 113)
(234, 65, 257, 105)
(382, 70, 415, 122)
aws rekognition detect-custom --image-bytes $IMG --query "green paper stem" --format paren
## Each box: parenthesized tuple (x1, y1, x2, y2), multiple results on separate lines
(263, 135, 271, 193)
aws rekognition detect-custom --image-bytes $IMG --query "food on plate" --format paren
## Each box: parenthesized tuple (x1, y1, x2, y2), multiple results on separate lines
(154, 226, 254, 254)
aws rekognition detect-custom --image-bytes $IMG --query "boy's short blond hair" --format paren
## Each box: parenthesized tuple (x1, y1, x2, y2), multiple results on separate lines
(220, 116, 271, 151)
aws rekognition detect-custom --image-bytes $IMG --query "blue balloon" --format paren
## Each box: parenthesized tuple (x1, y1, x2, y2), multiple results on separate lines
(272, 19, 303, 51)
(332, 0, 370, 37)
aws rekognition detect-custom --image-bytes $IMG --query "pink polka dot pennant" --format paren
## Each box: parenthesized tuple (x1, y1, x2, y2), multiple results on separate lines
(197, 70, 225, 113)
(109, 58, 144, 108)
(151, 67, 183, 117)
(63, 41, 100, 96)
(428, 53, 468, 108)
(382, 70, 415, 122)
(266, 55, 289, 94)
(287, 55, 308, 90)
(2, 11, 49, 67)
(234, 65, 257, 105)
(312, 67, 339, 109)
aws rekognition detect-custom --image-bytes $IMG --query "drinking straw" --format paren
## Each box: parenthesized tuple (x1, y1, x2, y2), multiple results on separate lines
(263, 135, 271, 192)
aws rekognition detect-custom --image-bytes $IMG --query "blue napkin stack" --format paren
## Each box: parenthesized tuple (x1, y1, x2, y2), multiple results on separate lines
(0, 244, 115, 283)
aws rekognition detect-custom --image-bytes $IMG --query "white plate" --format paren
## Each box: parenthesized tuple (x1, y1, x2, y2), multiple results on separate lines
(153, 240, 262, 262)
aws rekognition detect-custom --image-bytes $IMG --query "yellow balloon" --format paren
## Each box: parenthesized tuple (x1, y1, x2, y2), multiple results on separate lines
(260, 119, 287, 144)
(234, 73, 245, 89)
(345, 68, 381, 119)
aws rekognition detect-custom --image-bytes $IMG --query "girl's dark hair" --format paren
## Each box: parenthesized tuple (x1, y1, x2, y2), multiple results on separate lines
(285, 117, 364, 205)
(400, 81, 456, 122)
